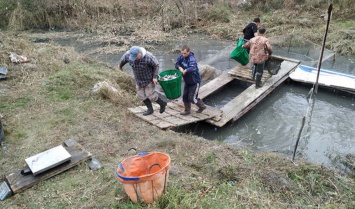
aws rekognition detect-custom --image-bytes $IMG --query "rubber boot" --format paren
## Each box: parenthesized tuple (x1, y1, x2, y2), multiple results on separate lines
(251, 64, 256, 80)
(196, 99, 206, 113)
(142, 99, 154, 115)
(180, 103, 191, 115)
(255, 73, 263, 88)
(156, 97, 167, 114)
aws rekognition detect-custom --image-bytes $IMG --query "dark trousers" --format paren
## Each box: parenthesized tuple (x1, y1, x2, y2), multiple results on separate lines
(253, 62, 266, 87)
(254, 62, 265, 76)
(182, 83, 200, 104)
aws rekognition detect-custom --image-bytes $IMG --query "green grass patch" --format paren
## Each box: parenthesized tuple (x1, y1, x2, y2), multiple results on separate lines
(335, 20, 355, 29)
(207, 3, 231, 23)
(0, 97, 30, 111)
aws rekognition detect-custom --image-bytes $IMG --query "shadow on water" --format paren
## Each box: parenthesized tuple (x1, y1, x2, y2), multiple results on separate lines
(48, 32, 355, 172)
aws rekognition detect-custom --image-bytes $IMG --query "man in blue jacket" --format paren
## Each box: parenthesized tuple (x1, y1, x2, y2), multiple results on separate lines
(175, 45, 206, 115)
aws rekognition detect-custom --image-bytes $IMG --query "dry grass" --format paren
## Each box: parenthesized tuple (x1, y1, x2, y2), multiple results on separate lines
(0, 1, 355, 208)
(0, 31, 354, 208)
(1, 0, 354, 55)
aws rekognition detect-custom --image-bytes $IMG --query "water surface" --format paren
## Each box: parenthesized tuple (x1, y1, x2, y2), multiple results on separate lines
(51, 33, 355, 171)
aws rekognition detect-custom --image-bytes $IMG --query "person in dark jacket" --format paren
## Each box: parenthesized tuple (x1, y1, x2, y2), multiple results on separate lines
(118, 46, 167, 115)
(243, 17, 260, 41)
(175, 45, 206, 115)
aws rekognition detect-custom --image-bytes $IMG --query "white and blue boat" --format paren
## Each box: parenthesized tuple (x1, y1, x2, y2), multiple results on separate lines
(289, 64, 355, 94)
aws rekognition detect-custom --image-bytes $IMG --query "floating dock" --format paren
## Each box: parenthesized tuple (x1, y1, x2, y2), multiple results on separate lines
(128, 56, 300, 128)
(128, 102, 222, 129)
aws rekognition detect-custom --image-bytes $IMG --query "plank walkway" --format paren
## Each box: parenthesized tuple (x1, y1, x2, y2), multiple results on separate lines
(198, 72, 234, 99)
(228, 65, 271, 82)
(128, 56, 300, 129)
(128, 102, 222, 129)
(207, 60, 300, 127)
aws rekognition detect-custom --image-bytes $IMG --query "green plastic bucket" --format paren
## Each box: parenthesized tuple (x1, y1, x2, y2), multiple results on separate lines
(158, 69, 182, 99)
(230, 38, 249, 66)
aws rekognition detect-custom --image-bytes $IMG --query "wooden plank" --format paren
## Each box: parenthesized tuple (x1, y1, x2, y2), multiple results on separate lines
(272, 55, 300, 63)
(232, 71, 292, 122)
(128, 100, 221, 129)
(207, 60, 299, 127)
(228, 65, 271, 82)
(135, 115, 174, 129)
(163, 105, 181, 115)
(155, 121, 175, 129)
(6, 140, 92, 194)
(163, 116, 189, 125)
(198, 72, 235, 99)
(25, 145, 72, 176)
(172, 101, 223, 120)
(128, 106, 144, 114)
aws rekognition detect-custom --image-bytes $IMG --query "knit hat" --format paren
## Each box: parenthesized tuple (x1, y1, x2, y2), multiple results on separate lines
(129, 46, 140, 61)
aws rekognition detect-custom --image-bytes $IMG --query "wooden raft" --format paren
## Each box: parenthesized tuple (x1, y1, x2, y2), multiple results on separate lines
(228, 65, 271, 83)
(6, 139, 92, 194)
(206, 60, 300, 127)
(198, 72, 234, 99)
(128, 102, 222, 129)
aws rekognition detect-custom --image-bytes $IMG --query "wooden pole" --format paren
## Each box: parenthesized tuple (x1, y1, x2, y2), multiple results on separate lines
(292, 117, 306, 161)
(315, 4, 332, 93)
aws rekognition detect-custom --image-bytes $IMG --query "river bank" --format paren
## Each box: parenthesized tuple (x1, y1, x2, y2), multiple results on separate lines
(1, 1, 355, 208)
(1, 29, 354, 208)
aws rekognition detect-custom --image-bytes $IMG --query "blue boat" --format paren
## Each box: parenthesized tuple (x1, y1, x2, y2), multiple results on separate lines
(289, 64, 355, 94)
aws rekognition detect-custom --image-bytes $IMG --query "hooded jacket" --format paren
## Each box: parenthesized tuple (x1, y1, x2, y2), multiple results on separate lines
(175, 52, 201, 85)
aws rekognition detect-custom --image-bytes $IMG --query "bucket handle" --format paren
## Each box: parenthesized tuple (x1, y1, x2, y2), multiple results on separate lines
(116, 148, 151, 181)
(116, 163, 140, 181)
(128, 147, 136, 153)
(116, 163, 162, 181)
(127, 148, 149, 157)
(149, 163, 161, 174)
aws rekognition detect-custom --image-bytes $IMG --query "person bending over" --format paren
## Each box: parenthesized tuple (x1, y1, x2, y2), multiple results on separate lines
(118, 46, 167, 115)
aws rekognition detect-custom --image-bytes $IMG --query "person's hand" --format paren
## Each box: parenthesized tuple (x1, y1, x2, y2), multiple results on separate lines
(153, 78, 158, 85)
(179, 67, 185, 74)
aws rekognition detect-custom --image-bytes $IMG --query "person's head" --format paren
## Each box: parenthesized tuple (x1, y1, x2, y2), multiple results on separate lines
(129, 46, 142, 61)
(181, 45, 191, 58)
(258, 27, 266, 35)
(253, 17, 260, 25)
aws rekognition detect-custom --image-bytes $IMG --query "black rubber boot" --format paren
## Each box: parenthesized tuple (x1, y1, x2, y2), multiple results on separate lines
(142, 99, 154, 115)
(156, 97, 167, 114)
(180, 103, 191, 115)
(196, 99, 206, 113)
(255, 73, 263, 88)
(255, 63, 264, 88)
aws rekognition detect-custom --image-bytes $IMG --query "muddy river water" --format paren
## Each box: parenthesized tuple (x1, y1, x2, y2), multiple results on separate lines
(52, 33, 354, 171)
